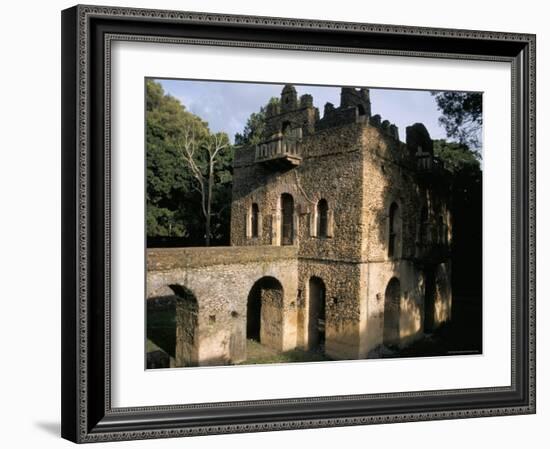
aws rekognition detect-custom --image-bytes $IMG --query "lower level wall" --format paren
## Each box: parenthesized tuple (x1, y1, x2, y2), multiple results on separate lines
(361, 260, 452, 356)
(296, 259, 362, 360)
(147, 248, 452, 367)
(147, 247, 298, 367)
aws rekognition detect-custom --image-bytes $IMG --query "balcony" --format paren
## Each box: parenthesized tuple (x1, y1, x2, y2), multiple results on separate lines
(255, 129, 303, 169)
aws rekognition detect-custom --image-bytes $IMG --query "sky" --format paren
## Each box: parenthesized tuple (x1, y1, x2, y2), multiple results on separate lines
(157, 78, 451, 144)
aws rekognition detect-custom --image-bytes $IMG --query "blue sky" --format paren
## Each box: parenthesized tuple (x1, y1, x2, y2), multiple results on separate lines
(157, 78, 450, 144)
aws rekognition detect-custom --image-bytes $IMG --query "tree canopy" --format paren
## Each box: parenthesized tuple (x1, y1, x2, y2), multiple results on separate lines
(146, 79, 233, 245)
(432, 91, 482, 153)
(234, 97, 279, 146)
(433, 139, 480, 175)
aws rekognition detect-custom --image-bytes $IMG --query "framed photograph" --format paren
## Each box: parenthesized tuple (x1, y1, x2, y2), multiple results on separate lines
(61, 4, 536, 443)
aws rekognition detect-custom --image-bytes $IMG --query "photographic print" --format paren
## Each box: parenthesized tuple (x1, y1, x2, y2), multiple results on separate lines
(145, 79, 483, 369)
(62, 7, 535, 441)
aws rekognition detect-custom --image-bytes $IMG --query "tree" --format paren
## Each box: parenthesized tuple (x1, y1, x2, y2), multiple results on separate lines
(432, 91, 482, 153)
(433, 139, 482, 297)
(178, 130, 230, 246)
(146, 79, 234, 246)
(433, 139, 480, 175)
(234, 97, 280, 146)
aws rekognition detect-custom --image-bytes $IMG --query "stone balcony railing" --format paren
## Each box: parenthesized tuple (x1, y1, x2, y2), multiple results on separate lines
(255, 128, 303, 168)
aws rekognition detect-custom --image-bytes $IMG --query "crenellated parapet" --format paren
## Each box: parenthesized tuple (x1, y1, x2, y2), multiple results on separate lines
(368, 114, 400, 140)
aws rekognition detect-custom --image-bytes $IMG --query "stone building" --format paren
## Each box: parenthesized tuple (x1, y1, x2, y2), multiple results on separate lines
(147, 84, 452, 367)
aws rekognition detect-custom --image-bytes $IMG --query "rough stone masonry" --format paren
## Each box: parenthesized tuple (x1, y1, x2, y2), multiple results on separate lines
(147, 84, 453, 367)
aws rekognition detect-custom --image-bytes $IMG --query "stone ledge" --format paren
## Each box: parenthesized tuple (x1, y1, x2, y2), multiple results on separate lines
(147, 245, 298, 271)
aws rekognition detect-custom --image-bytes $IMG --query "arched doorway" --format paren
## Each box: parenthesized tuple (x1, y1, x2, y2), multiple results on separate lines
(281, 193, 294, 246)
(170, 284, 199, 367)
(247, 277, 284, 349)
(383, 277, 401, 346)
(308, 277, 326, 352)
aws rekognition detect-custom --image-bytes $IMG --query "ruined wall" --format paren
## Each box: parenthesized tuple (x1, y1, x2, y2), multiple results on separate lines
(361, 261, 425, 356)
(297, 260, 362, 359)
(358, 125, 453, 354)
(147, 246, 298, 366)
(231, 123, 367, 263)
(360, 125, 422, 262)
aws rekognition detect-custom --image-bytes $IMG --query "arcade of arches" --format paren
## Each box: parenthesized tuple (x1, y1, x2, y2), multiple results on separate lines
(147, 244, 450, 368)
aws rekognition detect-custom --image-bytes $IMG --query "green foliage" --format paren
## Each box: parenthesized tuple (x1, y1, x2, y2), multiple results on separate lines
(146, 79, 233, 245)
(433, 139, 480, 175)
(432, 91, 482, 153)
(234, 97, 280, 145)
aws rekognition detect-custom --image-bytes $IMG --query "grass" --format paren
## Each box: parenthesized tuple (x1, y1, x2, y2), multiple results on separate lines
(238, 339, 331, 365)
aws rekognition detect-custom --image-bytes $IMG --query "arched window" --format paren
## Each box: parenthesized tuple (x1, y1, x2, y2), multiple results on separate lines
(281, 193, 294, 246)
(251, 203, 260, 238)
(317, 199, 328, 238)
(388, 202, 400, 258)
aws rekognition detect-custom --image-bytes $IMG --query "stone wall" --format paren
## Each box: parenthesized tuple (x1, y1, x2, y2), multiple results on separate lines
(232, 123, 366, 262)
(297, 259, 362, 359)
(147, 246, 298, 366)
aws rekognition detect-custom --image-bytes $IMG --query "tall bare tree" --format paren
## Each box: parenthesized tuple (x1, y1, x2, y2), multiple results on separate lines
(179, 128, 228, 246)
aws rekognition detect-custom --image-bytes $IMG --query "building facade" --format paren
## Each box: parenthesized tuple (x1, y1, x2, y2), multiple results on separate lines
(147, 84, 452, 367)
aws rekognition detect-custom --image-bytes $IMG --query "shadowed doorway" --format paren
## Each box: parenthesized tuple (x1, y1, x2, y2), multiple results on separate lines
(247, 276, 284, 346)
(308, 276, 327, 352)
(383, 277, 401, 346)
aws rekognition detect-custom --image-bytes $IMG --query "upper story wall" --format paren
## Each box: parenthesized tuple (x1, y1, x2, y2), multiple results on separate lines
(231, 84, 452, 266)
(360, 125, 452, 264)
(231, 123, 367, 262)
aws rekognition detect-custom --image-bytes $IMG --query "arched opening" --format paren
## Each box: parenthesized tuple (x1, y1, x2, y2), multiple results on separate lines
(357, 104, 366, 116)
(308, 277, 327, 352)
(171, 284, 199, 367)
(317, 199, 329, 238)
(383, 277, 401, 346)
(147, 284, 199, 368)
(388, 202, 400, 258)
(281, 121, 292, 136)
(247, 277, 284, 347)
(281, 193, 294, 246)
(424, 267, 436, 333)
(251, 203, 260, 238)
(146, 284, 199, 368)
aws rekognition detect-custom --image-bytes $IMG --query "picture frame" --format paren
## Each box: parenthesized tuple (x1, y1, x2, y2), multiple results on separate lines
(61, 4, 536, 443)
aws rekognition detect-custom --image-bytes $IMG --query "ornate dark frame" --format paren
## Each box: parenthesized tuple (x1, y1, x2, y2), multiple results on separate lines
(61, 4, 536, 443)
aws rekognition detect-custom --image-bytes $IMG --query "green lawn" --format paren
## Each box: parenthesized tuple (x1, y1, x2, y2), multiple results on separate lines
(238, 339, 331, 365)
